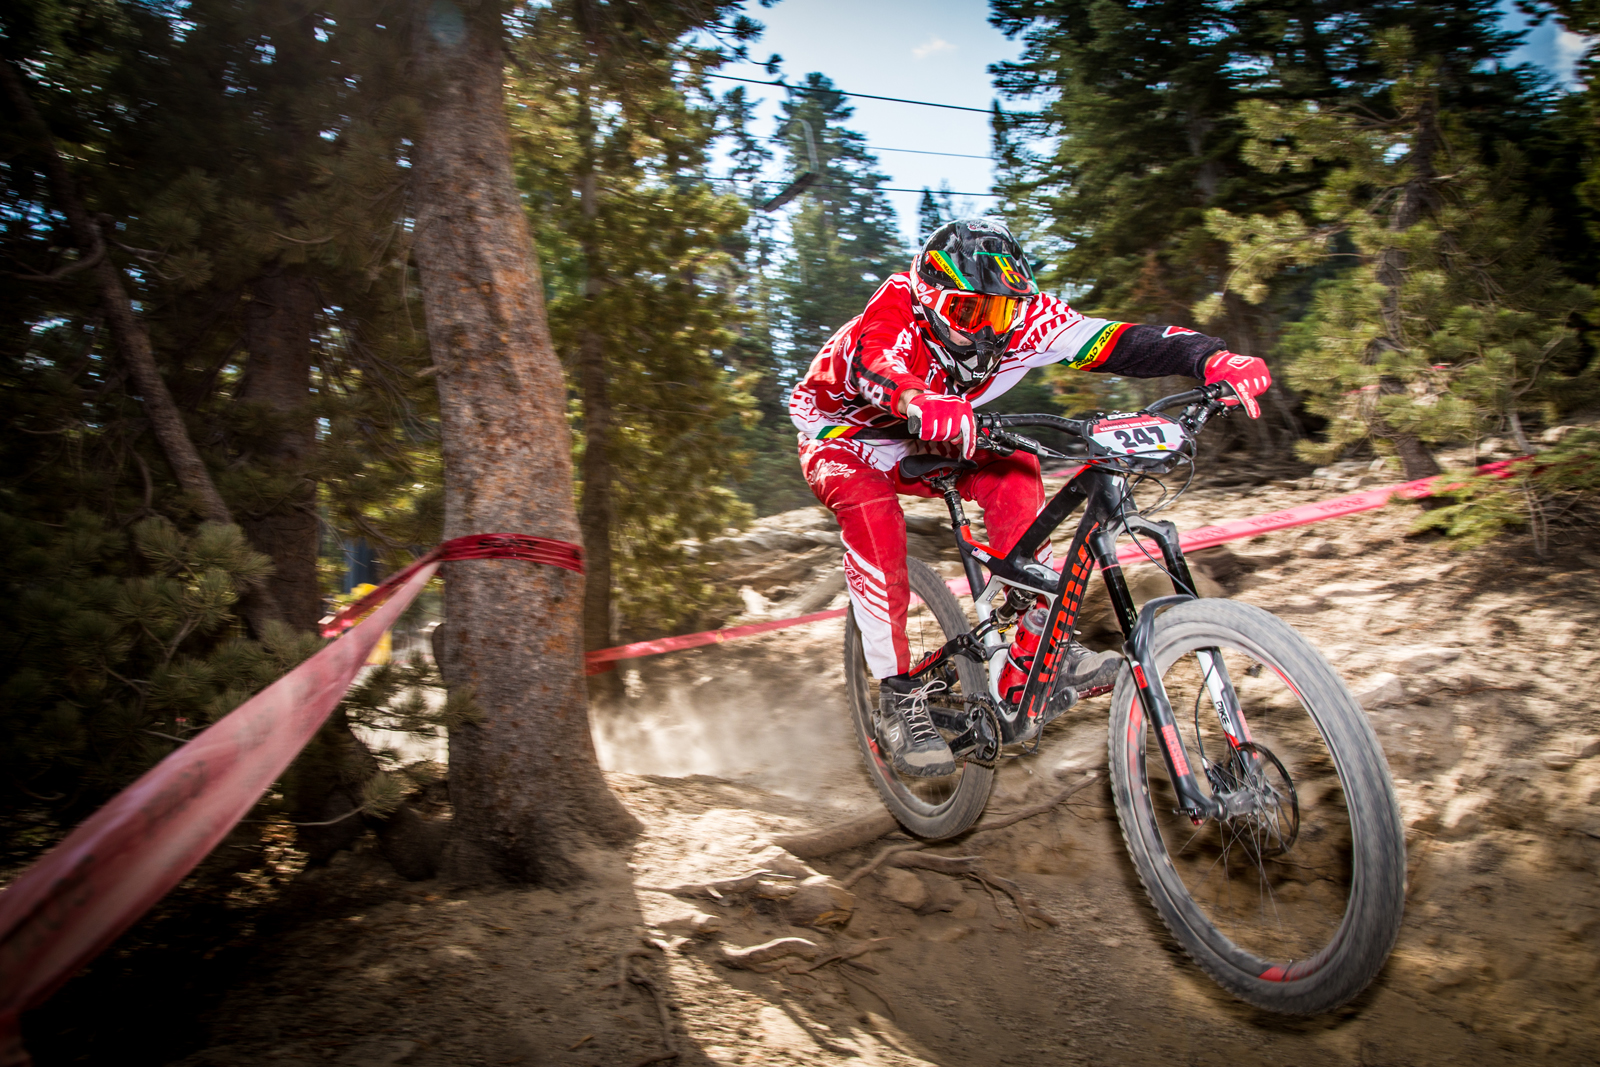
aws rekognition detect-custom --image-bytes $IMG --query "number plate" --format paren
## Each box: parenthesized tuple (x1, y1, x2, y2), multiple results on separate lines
(1088, 413, 1187, 457)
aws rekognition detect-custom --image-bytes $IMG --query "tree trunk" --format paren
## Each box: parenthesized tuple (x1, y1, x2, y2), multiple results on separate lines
(0, 57, 285, 636)
(573, 91, 617, 666)
(1367, 93, 1442, 481)
(238, 264, 323, 631)
(236, 264, 379, 863)
(409, 0, 638, 884)
(577, 325, 615, 652)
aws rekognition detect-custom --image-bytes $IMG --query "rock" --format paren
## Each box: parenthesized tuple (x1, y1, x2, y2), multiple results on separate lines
(1578, 736, 1600, 760)
(1542, 425, 1579, 444)
(1188, 545, 1250, 587)
(753, 880, 799, 900)
(1302, 539, 1339, 559)
(782, 875, 856, 927)
(1541, 752, 1576, 772)
(925, 923, 973, 943)
(746, 529, 819, 553)
(659, 911, 723, 938)
(787, 568, 846, 615)
(1386, 646, 1463, 674)
(879, 868, 928, 911)
(1440, 794, 1488, 839)
(800, 529, 842, 547)
(1354, 672, 1405, 709)
(746, 845, 817, 879)
(737, 586, 770, 617)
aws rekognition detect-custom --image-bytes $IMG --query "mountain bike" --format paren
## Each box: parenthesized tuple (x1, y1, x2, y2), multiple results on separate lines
(842, 383, 1406, 1014)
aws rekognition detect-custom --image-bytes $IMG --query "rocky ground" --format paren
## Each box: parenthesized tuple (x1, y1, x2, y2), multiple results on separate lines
(24, 452, 1600, 1067)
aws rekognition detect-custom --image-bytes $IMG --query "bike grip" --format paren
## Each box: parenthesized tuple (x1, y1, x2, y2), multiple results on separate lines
(905, 408, 922, 437)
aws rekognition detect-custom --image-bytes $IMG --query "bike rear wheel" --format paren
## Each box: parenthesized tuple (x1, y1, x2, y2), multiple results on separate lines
(1107, 599, 1405, 1014)
(845, 556, 993, 840)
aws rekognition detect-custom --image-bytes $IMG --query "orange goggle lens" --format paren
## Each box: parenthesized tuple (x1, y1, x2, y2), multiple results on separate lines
(939, 292, 1023, 335)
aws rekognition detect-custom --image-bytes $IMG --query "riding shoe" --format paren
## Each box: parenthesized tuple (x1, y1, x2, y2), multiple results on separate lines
(1058, 642, 1122, 697)
(878, 674, 957, 778)
(1021, 643, 1124, 743)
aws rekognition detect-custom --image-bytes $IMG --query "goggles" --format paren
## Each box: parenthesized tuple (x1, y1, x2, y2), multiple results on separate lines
(929, 290, 1026, 336)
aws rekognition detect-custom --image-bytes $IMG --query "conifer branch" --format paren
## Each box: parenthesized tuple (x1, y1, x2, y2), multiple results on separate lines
(2, 237, 104, 282)
(0, 57, 287, 635)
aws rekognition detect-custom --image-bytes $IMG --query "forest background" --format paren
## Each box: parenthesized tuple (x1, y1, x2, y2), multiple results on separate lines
(3, 0, 1600, 871)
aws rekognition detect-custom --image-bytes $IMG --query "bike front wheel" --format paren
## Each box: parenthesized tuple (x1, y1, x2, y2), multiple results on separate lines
(1107, 599, 1405, 1014)
(845, 556, 993, 840)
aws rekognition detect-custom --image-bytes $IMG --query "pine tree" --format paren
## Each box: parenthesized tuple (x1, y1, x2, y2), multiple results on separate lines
(988, 0, 1542, 444)
(1202, 32, 1594, 478)
(0, 0, 446, 857)
(709, 74, 909, 517)
(716, 85, 810, 517)
(508, 0, 757, 646)
(775, 74, 907, 378)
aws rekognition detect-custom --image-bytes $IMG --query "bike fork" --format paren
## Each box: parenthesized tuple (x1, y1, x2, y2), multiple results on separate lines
(1088, 525, 1223, 822)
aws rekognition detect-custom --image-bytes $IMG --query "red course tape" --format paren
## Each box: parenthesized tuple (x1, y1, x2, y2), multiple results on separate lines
(0, 533, 582, 1065)
(321, 533, 582, 639)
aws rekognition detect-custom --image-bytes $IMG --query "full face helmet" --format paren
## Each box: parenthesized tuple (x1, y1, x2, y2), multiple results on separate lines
(911, 217, 1040, 392)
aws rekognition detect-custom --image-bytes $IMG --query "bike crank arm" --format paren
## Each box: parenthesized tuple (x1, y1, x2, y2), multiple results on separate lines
(905, 631, 989, 682)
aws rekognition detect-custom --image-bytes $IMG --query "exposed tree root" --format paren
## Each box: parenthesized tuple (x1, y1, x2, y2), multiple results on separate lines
(639, 868, 795, 900)
(788, 937, 893, 974)
(718, 937, 821, 971)
(611, 946, 677, 1067)
(839, 842, 926, 888)
(965, 771, 1100, 836)
(772, 810, 898, 859)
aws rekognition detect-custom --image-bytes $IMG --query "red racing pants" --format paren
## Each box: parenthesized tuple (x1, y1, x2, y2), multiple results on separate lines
(799, 436, 1050, 679)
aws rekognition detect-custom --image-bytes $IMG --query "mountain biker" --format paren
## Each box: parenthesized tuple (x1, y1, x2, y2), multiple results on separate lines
(789, 217, 1272, 778)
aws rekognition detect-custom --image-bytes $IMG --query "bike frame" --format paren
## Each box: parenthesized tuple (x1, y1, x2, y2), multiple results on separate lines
(907, 455, 1255, 822)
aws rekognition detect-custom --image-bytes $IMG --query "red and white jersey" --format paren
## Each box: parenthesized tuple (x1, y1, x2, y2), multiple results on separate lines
(788, 272, 1224, 471)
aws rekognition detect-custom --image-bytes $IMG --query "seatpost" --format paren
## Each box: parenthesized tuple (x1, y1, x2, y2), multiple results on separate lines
(929, 473, 988, 601)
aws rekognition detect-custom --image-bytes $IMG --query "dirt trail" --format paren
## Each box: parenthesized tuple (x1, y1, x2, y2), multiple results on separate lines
(34, 466, 1600, 1067)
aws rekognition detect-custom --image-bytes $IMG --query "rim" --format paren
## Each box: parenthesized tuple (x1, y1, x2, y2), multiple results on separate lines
(1130, 635, 1359, 979)
(847, 594, 976, 818)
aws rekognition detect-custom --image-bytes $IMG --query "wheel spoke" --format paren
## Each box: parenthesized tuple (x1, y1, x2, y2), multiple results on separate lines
(1110, 600, 1405, 1012)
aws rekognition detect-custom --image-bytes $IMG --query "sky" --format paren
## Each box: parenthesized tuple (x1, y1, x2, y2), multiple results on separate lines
(712, 0, 1022, 249)
(714, 0, 1590, 250)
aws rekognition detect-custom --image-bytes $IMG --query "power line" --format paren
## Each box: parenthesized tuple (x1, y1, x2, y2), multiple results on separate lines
(760, 137, 992, 161)
(745, 178, 999, 198)
(872, 146, 994, 161)
(708, 73, 993, 115)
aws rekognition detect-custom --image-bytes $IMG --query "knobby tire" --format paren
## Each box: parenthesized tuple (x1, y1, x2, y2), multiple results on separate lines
(1107, 599, 1406, 1014)
(845, 556, 993, 840)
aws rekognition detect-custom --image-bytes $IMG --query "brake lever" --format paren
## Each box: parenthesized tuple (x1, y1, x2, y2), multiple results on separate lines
(1010, 430, 1071, 461)
(984, 427, 1071, 462)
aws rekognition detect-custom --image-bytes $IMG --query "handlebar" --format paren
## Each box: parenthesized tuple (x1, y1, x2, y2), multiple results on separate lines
(973, 382, 1235, 461)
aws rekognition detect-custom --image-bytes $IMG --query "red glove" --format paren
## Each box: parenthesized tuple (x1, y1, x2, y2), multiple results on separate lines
(1204, 352, 1272, 419)
(906, 393, 976, 459)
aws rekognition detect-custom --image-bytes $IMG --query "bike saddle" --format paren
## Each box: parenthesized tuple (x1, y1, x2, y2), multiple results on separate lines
(899, 454, 978, 480)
